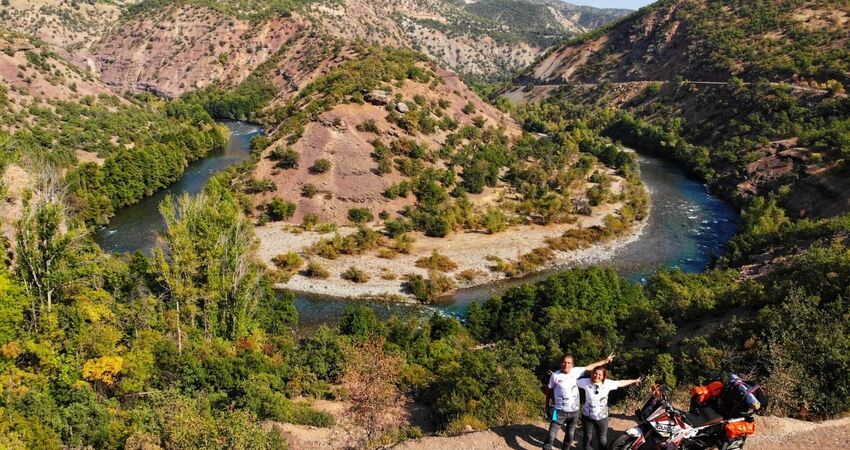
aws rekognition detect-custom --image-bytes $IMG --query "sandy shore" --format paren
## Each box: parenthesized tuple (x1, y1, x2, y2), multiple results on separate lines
(255, 200, 650, 301)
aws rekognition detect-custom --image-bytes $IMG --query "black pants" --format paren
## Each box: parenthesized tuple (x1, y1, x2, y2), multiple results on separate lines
(543, 408, 579, 450)
(581, 415, 609, 450)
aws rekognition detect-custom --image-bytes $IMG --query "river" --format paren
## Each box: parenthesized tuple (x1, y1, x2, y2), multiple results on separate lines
(94, 120, 263, 254)
(94, 121, 739, 327)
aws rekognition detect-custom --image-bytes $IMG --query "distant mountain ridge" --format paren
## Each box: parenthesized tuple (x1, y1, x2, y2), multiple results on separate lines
(1, 0, 631, 91)
(522, 0, 850, 85)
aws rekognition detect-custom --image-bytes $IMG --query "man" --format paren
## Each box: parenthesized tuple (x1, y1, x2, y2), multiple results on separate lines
(542, 353, 614, 450)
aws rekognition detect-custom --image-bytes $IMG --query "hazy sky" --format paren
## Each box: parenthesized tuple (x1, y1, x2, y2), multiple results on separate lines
(569, 0, 656, 9)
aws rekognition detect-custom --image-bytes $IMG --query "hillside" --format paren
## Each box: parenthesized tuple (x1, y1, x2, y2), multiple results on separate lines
(0, 0, 628, 95)
(221, 45, 648, 300)
(511, 0, 850, 230)
(0, 30, 227, 232)
(523, 0, 850, 84)
(0, 0, 120, 68)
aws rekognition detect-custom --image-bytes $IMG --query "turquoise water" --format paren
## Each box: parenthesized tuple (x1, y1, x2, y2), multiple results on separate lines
(94, 121, 739, 327)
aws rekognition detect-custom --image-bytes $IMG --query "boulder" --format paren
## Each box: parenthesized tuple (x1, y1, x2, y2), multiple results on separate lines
(365, 90, 391, 105)
(396, 102, 409, 113)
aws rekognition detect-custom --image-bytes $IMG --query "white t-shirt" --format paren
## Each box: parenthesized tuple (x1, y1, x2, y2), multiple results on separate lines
(548, 367, 586, 412)
(577, 378, 619, 420)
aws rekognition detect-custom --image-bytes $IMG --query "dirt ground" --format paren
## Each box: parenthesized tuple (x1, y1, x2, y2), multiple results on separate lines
(391, 415, 850, 450)
(273, 398, 850, 450)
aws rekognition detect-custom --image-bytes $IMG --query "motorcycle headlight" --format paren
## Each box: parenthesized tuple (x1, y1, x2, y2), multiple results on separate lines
(626, 427, 642, 438)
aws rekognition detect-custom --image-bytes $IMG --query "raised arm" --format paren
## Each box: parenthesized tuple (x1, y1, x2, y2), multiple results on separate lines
(585, 353, 615, 372)
(615, 378, 642, 389)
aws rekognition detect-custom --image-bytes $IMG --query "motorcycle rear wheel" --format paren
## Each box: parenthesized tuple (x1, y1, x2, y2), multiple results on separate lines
(610, 434, 641, 450)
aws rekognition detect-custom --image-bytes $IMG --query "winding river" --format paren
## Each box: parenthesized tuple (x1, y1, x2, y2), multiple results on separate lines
(94, 121, 739, 327)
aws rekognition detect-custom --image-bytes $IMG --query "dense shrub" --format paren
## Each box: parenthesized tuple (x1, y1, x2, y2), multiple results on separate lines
(341, 266, 370, 283)
(348, 208, 374, 224)
(309, 159, 332, 174)
(266, 198, 296, 221)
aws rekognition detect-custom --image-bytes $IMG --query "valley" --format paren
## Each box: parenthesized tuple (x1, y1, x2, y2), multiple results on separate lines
(1, 1, 850, 449)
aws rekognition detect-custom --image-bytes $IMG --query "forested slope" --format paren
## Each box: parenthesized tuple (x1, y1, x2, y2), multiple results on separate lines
(0, 31, 226, 231)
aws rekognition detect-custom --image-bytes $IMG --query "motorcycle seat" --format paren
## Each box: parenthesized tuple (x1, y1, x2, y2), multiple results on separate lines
(683, 407, 724, 427)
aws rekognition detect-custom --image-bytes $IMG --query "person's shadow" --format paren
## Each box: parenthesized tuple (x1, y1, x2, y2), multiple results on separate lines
(490, 415, 636, 450)
(492, 424, 548, 450)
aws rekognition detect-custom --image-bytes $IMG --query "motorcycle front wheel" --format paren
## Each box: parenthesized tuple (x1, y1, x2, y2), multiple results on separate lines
(610, 434, 642, 450)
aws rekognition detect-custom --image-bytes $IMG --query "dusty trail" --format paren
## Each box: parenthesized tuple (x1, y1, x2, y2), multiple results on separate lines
(274, 402, 850, 450)
(391, 416, 850, 450)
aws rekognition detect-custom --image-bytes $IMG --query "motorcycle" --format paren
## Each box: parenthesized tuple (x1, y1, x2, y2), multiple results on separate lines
(610, 384, 753, 450)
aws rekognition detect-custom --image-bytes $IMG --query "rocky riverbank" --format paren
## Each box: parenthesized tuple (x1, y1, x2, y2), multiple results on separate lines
(255, 201, 649, 302)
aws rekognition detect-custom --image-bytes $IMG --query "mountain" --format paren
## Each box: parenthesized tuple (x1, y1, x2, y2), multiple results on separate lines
(522, 0, 850, 84)
(513, 0, 850, 225)
(0, 30, 228, 232)
(2, 0, 630, 94)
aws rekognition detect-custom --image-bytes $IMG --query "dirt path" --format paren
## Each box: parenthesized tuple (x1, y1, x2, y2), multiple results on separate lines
(517, 80, 840, 97)
(391, 416, 850, 450)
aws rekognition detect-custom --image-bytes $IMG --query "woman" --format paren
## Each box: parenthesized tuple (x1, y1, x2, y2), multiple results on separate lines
(577, 367, 641, 450)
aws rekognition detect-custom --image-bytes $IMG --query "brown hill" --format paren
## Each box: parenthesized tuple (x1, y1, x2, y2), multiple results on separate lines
(252, 64, 518, 225)
(0, 0, 627, 98)
(94, 4, 308, 98)
(0, 0, 120, 69)
(521, 0, 850, 85)
(511, 0, 850, 223)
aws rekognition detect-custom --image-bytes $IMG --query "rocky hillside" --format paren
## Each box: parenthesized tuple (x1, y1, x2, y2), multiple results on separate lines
(0, 30, 227, 233)
(1, 0, 628, 97)
(0, 0, 120, 69)
(522, 0, 850, 84)
(310, 0, 629, 80)
(512, 0, 850, 225)
(95, 4, 309, 97)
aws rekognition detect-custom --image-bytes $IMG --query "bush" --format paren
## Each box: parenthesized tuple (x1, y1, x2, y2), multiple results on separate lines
(245, 178, 275, 194)
(272, 252, 304, 272)
(384, 218, 413, 238)
(301, 183, 318, 198)
(302, 213, 319, 230)
(462, 101, 475, 114)
(356, 119, 380, 133)
(341, 266, 370, 283)
(309, 227, 382, 259)
(415, 250, 458, 272)
(303, 261, 330, 279)
(445, 415, 487, 435)
(266, 198, 296, 221)
(271, 148, 299, 169)
(383, 182, 411, 199)
(310, 159, 332, 174)
(483, 208, 507, 234)
(404, 271, 455, 303)
(348, 208, 374, 224)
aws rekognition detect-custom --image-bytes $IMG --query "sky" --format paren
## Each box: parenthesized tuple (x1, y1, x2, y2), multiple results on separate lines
(568, 0, 656, 9)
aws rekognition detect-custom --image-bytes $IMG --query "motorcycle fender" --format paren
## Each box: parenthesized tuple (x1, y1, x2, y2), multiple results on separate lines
(625, 427, 643, 438)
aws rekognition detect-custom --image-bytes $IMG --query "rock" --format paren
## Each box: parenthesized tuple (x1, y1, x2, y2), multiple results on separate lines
(396, 102, 409, 113)
(318, 116, 349, 131)
(387, 129, 399, 137)
(365, 90, 391, 105)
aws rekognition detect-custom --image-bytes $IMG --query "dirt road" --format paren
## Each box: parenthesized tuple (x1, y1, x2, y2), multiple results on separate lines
(391, 416, 850, 450)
